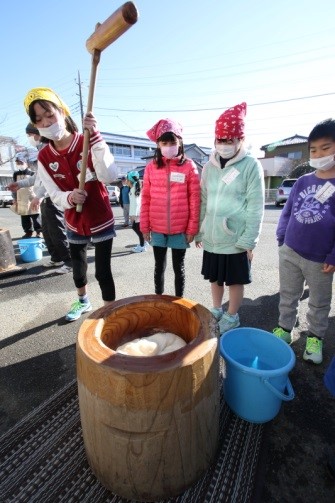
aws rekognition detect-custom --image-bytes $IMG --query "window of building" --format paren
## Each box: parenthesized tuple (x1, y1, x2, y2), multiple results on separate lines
(288, 151, 302, 160)
(134, 146, 153, 158)
(109, 144, 131, 157)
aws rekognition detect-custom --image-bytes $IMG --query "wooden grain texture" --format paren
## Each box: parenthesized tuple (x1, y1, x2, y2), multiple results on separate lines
(0, 228, 17, 272)
(86, 2, 138, 54)
(77, 295, 220, 501)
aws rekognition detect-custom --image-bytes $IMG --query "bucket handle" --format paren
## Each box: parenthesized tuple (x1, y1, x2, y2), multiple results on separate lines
(262, 377, 295, 401)
(38, 243, 46, 250)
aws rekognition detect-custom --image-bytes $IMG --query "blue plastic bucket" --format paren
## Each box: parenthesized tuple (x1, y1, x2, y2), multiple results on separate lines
(17, 238, 45, 263)
(220, 327, 295, 423)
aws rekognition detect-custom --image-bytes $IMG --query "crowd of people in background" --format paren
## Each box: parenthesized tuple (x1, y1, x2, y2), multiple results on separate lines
(6, 89, 335, 371)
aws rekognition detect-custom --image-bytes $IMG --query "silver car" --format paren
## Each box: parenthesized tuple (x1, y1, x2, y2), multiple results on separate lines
(106, 185, 120, 205)
(275, 179, 297, 207)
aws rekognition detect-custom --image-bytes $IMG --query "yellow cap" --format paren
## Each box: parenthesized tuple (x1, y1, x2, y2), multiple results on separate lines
(24, 87, 71, 116)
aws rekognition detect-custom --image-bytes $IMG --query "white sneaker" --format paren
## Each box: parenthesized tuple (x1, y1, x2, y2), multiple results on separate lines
(55, 265, 72, 274)
(44, 260, 64, 268)
(132, 245, 146, 253)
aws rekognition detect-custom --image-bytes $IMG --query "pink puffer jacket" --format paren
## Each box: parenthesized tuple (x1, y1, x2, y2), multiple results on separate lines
(140, 157, 200, 236)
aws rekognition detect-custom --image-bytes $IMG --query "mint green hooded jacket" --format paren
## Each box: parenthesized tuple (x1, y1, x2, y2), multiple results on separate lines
(196, 145, 265, 254)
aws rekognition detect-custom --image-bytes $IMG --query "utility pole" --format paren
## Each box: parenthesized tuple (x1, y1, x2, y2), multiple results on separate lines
(76, 70, 85, 131)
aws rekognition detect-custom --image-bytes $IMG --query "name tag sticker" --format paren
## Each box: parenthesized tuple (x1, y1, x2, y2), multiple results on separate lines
(222, 168, 240, 185)
(314, 182, 335, 203)
(170, 172, 185, 183)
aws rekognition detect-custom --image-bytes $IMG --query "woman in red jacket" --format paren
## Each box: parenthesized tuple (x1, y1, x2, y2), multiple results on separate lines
(140, 118, 200, 297)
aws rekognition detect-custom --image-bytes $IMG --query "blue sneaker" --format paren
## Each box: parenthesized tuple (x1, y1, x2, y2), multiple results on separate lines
(219, 312, 240, 334)
(65, 300, 92, 322)
(210, 307, 223, 321)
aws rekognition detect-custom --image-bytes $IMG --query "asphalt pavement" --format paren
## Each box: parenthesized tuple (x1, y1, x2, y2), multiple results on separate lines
(0, 205, 335, 502)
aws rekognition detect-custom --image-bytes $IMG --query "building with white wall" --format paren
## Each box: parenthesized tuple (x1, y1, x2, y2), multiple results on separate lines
(101, 132, 157, 177)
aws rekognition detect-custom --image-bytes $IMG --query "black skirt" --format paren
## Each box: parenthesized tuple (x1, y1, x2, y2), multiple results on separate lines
(201, 250, 251, 286)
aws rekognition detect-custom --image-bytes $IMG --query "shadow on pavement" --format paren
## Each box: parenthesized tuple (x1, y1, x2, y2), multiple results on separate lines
(0, 344, 76, 435)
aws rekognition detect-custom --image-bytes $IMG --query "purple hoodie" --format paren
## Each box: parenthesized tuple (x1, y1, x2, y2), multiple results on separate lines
(276, 172, 335, 265)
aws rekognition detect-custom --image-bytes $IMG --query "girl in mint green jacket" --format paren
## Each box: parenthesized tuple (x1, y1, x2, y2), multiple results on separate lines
(196, 103, 264, 334)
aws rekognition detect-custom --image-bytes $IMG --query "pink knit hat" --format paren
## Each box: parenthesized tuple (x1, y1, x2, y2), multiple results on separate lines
(146, 118, 183, 142)
(215, 102, 247, 139)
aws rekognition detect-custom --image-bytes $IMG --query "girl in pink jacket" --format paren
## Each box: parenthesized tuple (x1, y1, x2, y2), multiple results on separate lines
(140, 118, 200, 297)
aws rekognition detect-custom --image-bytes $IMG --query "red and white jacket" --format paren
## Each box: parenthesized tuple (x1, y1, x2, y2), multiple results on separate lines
(140, 157, 201, 236)
(37, 131, 118, 236)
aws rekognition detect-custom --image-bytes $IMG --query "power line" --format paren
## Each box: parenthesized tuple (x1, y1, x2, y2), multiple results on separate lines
(94, 92, 335, 113)
(97, 44, 335, 83)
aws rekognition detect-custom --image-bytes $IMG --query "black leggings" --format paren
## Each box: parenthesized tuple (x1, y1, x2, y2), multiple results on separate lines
(132, 221, 144, 247)
(153, 246, 186, 297)
(69, 239, 115, 301)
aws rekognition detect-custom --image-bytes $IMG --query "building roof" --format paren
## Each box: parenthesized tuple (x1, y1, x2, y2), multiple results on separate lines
(261, 134, 308, 151)
(101, 132, 156, 148)
(184, 143, 211, 156)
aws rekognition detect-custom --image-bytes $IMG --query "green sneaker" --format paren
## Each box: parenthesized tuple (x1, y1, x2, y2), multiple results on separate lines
(273, 326, 292, 344)
(65, 300, 92, 322)
(303, 336, 323, 364)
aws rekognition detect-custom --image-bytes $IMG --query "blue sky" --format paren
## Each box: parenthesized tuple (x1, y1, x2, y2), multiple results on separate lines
(1, 0, 334, 156)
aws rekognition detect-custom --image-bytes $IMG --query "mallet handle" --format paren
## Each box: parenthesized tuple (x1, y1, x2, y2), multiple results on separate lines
(76, 2, 139, 212)
(76, 49, 101, 213)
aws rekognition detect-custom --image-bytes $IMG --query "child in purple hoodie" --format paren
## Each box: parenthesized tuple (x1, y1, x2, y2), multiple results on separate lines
(273, 118, 335, 364)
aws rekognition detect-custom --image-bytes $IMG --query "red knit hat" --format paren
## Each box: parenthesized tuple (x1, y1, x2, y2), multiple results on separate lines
(215, 102, 247, 140)
(146, 118, 183, 142)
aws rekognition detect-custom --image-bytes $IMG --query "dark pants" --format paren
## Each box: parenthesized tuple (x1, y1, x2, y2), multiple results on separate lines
(69, 239, 115, 302)
(132, 221, 144, 247)
(153, 246, 186, 297)
(41, 197, 71, 264)
(21, 214, 42, 234)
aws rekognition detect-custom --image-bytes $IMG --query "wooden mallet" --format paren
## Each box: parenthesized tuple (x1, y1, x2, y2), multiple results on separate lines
(76, 1, 139, 212)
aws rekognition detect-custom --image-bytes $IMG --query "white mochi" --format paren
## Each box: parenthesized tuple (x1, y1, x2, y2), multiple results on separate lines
(116, 332, 186, 356)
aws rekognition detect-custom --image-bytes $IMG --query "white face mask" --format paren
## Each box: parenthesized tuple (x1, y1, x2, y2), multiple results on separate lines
(161, 145, 179, 159)
(216, 144, 237, 159)
(28, 136, 40, 148)
(38, 122, 66, 141)
(309, 154, 335, 171)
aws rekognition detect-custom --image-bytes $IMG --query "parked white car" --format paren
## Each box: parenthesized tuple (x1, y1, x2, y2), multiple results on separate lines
(275, 179, 297, 207)
(106, 185, 120, 205)
(0, 187, 13, 208)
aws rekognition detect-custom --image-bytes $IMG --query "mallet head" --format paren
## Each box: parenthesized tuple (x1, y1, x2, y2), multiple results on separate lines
(86, 2, 138, 54)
